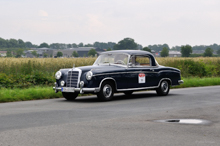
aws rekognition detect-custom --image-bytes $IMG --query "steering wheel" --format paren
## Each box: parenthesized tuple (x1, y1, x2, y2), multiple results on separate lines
(115, 60, 125, 65)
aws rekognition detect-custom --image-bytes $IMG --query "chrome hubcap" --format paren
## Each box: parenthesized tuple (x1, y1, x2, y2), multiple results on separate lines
(103, 84, 112, 98)
(161, 81, 168, 93)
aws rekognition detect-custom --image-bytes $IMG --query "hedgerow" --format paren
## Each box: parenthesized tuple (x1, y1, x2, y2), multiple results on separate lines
(0, 57, 220, 89)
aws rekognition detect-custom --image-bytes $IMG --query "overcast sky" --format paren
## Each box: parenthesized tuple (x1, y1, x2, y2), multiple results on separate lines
(0, 0, 220, 47)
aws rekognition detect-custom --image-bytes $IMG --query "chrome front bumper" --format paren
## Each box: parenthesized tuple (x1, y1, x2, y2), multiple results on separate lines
(53, 87, 100, 93)
(178, 80, 184, 84)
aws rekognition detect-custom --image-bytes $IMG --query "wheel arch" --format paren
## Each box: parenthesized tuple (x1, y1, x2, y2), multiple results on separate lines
(99, 77, 117, 92)
(158, 78, 172, 86)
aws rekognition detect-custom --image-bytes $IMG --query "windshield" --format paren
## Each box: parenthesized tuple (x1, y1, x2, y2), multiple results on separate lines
(94, 53, 129, 66)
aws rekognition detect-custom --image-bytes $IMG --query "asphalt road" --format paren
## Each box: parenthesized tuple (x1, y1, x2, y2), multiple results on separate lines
(0, 86, 220, 146)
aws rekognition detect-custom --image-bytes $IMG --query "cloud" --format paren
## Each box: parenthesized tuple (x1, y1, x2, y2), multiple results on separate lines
(38, 10, 48, 17)
(86, 14, 105, 32)
(91, 0, 107, 3)
(0, 0, 220, 46)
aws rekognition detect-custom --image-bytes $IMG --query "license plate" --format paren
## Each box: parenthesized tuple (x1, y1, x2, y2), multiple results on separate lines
(61, 87, 75, 92)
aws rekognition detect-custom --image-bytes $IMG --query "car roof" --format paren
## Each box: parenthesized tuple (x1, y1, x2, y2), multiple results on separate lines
(100, 50, 158, 66)
(101, 50, 153, 56)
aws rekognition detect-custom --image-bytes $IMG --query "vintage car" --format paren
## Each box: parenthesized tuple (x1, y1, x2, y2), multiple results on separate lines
(53, 50, 183, 101)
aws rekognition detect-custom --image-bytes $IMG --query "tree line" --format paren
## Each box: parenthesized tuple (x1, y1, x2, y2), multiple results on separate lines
(55, 49, 97, 58)
(1, 37, 220, 57)
(0, 37, 117, 50)
(159, 45, 220, 57)
(1, 37, 220, 51)
(171, 44, 220, 51)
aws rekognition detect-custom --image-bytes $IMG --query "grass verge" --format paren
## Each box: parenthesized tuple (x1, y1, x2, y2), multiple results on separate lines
(0, 86, 62, 103)
(172, 77, 220, 88)
(0, 77, 220, 103)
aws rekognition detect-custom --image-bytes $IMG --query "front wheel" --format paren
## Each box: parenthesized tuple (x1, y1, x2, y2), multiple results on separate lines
(156, 80, 170, 96)
(62, 92, 79, 101)
(97, 81, 114, 101)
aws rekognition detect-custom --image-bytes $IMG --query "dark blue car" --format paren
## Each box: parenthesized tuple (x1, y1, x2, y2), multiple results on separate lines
(53, 50, 183, 101)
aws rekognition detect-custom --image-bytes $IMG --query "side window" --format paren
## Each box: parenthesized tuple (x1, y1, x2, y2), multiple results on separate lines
(130, 56, 151, 67)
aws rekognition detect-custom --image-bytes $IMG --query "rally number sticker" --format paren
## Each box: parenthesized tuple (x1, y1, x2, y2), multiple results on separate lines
(138, 73, 145, 83)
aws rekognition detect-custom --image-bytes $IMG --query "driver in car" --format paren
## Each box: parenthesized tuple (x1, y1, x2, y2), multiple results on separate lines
(114, 54, 128, 65)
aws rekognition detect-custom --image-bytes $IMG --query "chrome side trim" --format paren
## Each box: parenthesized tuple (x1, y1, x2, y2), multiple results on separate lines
(93, 70, 180, 77)
(53, 78, 173, 93)
(158, 70, 180, 73)
(96, 63, 128, 68)
(93, 71, 157, 77)
(117, 78, 172, 91)
(117, 86, 158, 91)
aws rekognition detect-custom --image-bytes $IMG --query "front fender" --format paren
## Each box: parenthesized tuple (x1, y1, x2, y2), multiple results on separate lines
(56, 68, 71, 86)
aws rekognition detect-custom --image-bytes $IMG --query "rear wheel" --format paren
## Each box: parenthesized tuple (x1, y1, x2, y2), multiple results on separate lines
(156, 80, 170, 96)
(97, 81, 114, 101)
(62, 92, 78, 100)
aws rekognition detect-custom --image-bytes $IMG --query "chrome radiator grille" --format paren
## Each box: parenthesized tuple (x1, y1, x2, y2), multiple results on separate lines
(66, 71, 79, 87)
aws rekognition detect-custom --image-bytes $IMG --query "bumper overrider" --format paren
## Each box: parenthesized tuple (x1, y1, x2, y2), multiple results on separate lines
(178, 80, 184, 84)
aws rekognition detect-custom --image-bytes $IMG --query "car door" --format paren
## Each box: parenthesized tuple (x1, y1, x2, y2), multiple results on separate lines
(124, 55, 159, 89)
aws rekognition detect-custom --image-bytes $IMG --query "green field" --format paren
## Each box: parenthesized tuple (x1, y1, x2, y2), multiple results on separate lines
(0, 57, 220, 103)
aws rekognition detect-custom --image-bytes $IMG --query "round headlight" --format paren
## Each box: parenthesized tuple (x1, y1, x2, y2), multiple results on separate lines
(60, 80, 65, 86)
(86, 71, 93, 80)
(55, 71, 62, 80)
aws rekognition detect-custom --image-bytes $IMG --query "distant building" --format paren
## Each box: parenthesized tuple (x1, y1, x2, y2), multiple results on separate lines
(23, 47, 105, 58)
(169, 51, 181, 57)
(0, 51, 7, 57)
(192, 50, 218, 55)
(36, 48, 54, 57)
(151, 50, 161, 57)
(24, 48, 53, 58)
(24, 50, 35, 58)
(151, 50, 181, 57)
(53, 47, 99, 57)
(192, 50, 204, 54)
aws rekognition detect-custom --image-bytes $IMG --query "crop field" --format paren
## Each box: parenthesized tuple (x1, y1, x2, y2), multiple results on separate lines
(0, 57, 220, 89)
(157, 57, 220, 77)
(0, 57, 96, 73)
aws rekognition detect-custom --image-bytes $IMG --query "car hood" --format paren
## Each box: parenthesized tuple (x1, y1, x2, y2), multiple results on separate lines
(77, 64, 126, 74)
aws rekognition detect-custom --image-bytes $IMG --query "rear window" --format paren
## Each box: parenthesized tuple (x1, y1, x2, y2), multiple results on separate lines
(129, 56, 151, 67)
